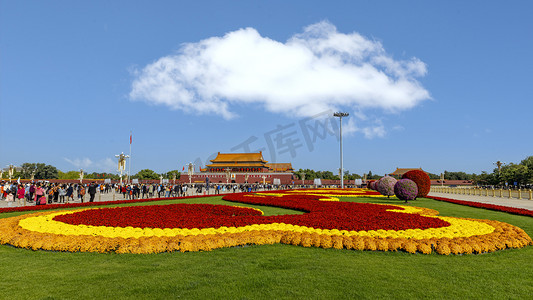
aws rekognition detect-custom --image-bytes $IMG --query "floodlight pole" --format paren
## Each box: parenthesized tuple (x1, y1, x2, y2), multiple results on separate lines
(334, 112, 349, 188)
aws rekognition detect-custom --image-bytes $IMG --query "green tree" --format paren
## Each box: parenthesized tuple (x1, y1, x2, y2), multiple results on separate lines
(344, 171, 362, 180)
(444, 171, 474, 181)
(520, 156, 533, 170)
(501, 163, 529, 186)
(34, 163, 59, 179)
(295, 169, 318, 180)
(295, 168, 361, 181)
(427, 173, 440, 179)
(366, 171, 380, 180)
(58, 170, 81, 180)
(134, 169, 160, 180)
(165, 170, 181, 180)
(85, 172, 119, 180)
(519, 156, 533, 184)
(474, 171, 500, 186)
(20, 163, 37, 179)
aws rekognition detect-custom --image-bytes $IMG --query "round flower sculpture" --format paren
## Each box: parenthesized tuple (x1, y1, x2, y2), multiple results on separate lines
(377, 176, 397, 197)
(374, 178, 383, 190)
(368, 181, 376, 190)
(394, 179, 418, 202)
(402, 170, 431, 198)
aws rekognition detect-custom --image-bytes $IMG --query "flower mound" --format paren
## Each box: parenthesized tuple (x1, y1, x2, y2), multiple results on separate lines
(0, 188, 530, 255)
(368, 181, 377, 190)
(394, 179, 418, 201)
(376, 176, 397, 197)
(402, 170, 431, 197)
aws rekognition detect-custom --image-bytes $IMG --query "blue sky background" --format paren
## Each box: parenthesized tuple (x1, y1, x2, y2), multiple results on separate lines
(1, 0, 532, 176)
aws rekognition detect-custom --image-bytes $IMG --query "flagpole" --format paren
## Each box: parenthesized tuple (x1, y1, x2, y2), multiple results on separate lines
(129, 131, 132, 184)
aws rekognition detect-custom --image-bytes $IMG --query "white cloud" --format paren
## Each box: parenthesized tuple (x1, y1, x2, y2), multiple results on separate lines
(98, 158, 116, 173)
(343, 117, 386, 139)
(64, 157, 93, 169)
(64, 157, 116, 173)
(130, 21, 430, 120)
(392, 125, 405, 131)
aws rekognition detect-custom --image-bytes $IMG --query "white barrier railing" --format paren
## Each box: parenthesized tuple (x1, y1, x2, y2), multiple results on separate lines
(430, 186, 533, 200)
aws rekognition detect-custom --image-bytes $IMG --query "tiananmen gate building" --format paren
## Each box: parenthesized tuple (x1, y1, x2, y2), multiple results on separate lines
(181, 152, 295, 184)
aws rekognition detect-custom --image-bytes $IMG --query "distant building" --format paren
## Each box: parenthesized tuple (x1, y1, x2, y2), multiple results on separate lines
(266, 163, 294, 173)
(185, 152, 295, 184)
(431, 180, 473, 186)
(389, 167, 427, 178)
(204, 152, 268, 173)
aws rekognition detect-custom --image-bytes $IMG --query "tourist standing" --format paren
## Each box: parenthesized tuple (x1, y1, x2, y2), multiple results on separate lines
(149, 184, 154, 197)
(17, 184, 26, 206)
(65, 184, 74, 203)
(141, 185, 147, 198)
(79, 185, 86, 203)
(58, 185, 66, 203)
(88, 182, 97, 202)
(34, 183, 45, 205)
(6, 189, 14, 206)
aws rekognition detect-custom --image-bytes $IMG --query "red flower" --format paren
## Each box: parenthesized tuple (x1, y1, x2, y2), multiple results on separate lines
(402, 170, 431, 197)
(427, 196, 533, 217)
(53, 193, 450, 231)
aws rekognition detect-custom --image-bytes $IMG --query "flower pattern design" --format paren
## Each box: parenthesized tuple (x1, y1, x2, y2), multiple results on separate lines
(0, 189, 530, 254)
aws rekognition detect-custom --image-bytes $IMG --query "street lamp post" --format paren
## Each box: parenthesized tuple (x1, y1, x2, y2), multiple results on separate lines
(187, 162, 194, 185)
(225, 168, 231, 184)
(333, 112, 349, 188)
(115, 152, 129, 186)
(8, 164, 15, 183)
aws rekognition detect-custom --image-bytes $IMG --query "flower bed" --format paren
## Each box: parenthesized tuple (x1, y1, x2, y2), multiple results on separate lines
(255, 188, 383, 201)
(0, 194, 226, 214)
(426, 196, 533, 217)
(0, 189, 530, 254)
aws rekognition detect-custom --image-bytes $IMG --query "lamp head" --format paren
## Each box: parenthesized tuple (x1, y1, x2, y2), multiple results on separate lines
(333, 112, 349, 117)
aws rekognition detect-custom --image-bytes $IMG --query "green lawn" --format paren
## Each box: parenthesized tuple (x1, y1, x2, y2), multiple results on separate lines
(0, 196, 532, 299)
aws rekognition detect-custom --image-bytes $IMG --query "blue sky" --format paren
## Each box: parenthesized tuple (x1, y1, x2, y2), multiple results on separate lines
(1, 0, 532, 176)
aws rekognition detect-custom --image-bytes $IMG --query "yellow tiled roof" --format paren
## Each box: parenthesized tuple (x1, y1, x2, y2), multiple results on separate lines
(206, 163, 267, 167)
(389, 168, 426, 175)
(266, 163, 294, 172)
(210, 152, 268, 163)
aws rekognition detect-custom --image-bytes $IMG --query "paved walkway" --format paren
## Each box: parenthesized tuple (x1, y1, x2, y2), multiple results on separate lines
(428, 192, 533, 210)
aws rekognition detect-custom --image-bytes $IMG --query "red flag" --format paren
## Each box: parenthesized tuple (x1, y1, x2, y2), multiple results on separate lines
(182, 166, 185, 171)
(130, 133, 132, 144)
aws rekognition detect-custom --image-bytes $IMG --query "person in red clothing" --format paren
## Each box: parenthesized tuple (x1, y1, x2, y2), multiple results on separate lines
(17, 184, 26, 206)
(34, 183, 45, 205)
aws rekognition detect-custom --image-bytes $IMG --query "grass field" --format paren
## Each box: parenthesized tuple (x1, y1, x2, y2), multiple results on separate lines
(0, 196, 531, 299)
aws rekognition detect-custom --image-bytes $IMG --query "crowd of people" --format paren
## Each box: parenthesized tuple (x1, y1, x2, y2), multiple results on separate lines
(0, 181, 289, 207)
